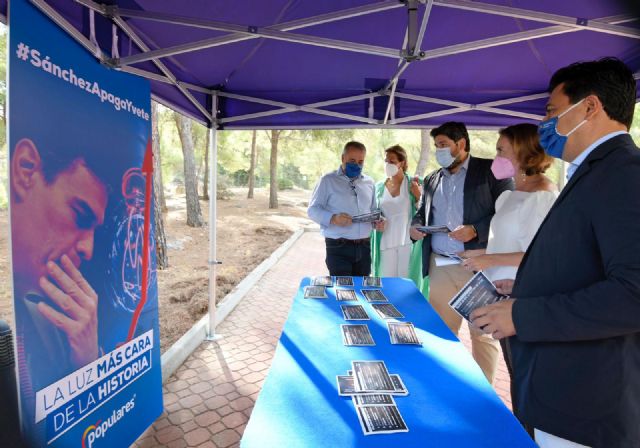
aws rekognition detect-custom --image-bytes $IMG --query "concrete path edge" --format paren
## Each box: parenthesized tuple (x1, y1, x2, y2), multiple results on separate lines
(160, 227, 306, 382)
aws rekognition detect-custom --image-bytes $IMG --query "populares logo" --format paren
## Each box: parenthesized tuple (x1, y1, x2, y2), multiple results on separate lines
(81, 395, 136, 448)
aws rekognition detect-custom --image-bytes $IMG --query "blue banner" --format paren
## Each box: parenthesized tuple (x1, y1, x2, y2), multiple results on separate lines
(8, 0, 163, 446)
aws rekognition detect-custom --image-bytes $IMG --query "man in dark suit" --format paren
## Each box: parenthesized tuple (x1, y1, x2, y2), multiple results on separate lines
(471, 58, 640, 447)
(410, 122, 513, 382)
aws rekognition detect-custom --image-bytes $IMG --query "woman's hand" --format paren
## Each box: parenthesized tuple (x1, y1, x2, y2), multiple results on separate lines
(410, 225, 425, 241)
(410, 177, 421, 200)
(461, 254, 496, 272)
(494, 279, 515, 295)
(457, 249, 485, 259)
(373, 219, 386, 232)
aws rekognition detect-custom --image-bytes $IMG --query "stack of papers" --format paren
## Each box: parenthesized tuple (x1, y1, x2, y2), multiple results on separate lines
(372, 303, 404, 319)
(335, 276, 354, 286)
(335, 289, 358, 301)
(341, 324, 375, 346)
(336, 361, 409, 435)
(311, 276, 334, 286)
(341, 305, 369, 320)
(304, 285, 328, 299)
(388, 322, 422, 345)
(362, 289, 388, 303)
(362, 276, 383, 287)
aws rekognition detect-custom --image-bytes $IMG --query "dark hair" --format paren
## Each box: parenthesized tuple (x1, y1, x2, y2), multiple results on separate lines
(385, 145, 408, 172)
(10, 87, 140, 190)
(343, 141, 366, 154)
(430, 122, 470, 153)
(499, 124, 552, 175)
(37, 144, 113, 186)
(548, 57, 636, 129)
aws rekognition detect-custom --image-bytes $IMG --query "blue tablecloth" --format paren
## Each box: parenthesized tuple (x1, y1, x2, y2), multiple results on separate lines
(241, 277, 536, 447)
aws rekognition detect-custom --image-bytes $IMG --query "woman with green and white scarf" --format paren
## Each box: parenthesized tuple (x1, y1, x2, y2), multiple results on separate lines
(370, 145, 424, 293)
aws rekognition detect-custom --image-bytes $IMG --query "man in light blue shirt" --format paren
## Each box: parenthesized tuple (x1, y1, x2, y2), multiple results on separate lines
(410, 122, 513, 383)
(308, 141, 381, 276)
(430, 155, 469, 256)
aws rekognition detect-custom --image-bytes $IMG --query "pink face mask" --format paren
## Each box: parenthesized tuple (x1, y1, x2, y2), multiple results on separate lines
(491, 156, 515, 179)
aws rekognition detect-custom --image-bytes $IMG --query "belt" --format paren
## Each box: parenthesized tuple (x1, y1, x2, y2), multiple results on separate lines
(326, 237, 370, 245)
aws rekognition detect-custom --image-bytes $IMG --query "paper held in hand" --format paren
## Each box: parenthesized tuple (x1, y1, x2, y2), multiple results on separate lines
(448, 271, 509, 321)
(352, 209, 382, 223)
(434, 253, 463, 267)
(416, 224, 451, 234)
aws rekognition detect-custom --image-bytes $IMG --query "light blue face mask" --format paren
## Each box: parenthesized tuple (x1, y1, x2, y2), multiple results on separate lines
(538, 98, 587, 159)
(435, 148, 457, 168)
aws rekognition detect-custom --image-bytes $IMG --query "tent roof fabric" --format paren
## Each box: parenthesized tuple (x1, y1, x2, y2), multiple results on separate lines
(4, 0, 640, 128)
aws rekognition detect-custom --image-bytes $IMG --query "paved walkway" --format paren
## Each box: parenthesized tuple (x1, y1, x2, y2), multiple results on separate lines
(133, 231, 512, 448)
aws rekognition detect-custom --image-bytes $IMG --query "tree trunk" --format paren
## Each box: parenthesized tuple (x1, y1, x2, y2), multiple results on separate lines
(152, 104, 167, 212)
(415, 128, 431, 178)
(174, 112, 204, 227)
(247, 130, 257, 199)
(269, 130, 279, 209)
(203, 128, 210, 200)
(152, 102, 168, 269)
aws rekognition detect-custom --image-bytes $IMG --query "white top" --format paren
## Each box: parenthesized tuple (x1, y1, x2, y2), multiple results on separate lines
(484, 190, 558, 282)
(380, 176, 411, 251)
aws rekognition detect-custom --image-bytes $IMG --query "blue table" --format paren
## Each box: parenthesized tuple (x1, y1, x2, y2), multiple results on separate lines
(241, 277, 535, 447)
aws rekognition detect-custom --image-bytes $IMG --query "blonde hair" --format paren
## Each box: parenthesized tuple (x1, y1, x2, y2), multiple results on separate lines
(499, 124, 552, 175)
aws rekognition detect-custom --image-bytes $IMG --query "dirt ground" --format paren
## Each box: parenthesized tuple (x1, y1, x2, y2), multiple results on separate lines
(0, 187, 314, 352)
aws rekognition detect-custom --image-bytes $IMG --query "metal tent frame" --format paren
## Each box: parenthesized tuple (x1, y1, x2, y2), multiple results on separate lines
(17, 0, 640, 338)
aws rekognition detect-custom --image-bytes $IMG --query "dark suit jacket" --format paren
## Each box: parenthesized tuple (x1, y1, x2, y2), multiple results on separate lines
(510, 134, 640, 448)
(412, 156, 514, 276)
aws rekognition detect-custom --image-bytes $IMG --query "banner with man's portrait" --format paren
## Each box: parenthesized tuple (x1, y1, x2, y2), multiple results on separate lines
(8, 0, 163, 446)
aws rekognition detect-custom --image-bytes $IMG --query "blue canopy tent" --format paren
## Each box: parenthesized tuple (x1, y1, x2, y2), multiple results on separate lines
(3, 0, 639, 336)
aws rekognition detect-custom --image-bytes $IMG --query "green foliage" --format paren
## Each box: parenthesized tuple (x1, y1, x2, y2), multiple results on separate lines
(280, 163, 308, 189)
(231, 169, 249, 186)
(215, 172, 233, 200)
(277, 178, 294, 190)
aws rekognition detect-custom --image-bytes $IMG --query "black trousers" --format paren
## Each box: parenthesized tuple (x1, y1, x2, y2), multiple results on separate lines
(325, 238, 371, 276)
(500, 338, 535, 438)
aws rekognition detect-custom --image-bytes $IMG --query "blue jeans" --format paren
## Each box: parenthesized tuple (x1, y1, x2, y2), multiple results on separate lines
(324, 238, 371, 276)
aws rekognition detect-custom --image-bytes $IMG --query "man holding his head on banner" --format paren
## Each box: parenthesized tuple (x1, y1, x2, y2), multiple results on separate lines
(471, 58, 640, 448)
(308, 141, 383, 276)
(9, 131, 114, 395)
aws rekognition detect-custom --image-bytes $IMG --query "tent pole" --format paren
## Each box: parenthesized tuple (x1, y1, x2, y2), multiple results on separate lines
(72, 0, 212, 122)
(217, 91, 380, 125)
(112, 2, 404, 66)
(433, 0, 640, 39)
(206, 92, 221, 341)
(31, 0, 100, 56)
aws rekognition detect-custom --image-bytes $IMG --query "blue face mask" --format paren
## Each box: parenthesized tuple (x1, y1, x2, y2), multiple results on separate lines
(538, 98, 587, 159)
(435, 148, 457, 168)
(344, 162, 363, 178)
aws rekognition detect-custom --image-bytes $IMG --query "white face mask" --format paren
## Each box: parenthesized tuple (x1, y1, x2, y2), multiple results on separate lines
(384, 162, 399, 178)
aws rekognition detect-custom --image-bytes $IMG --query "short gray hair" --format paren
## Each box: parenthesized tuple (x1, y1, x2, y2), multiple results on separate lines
(342, 141, 367, 156)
